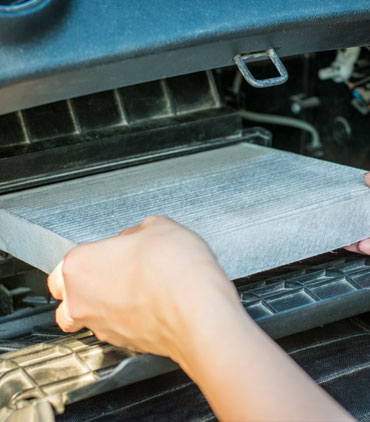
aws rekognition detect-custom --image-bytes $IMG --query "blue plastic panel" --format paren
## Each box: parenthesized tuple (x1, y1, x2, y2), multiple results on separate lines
(0, 0, 369, 114)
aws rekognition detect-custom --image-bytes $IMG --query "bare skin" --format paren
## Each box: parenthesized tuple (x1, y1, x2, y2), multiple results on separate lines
(345, 172, 370, 254)
(48, 216, 354, 422)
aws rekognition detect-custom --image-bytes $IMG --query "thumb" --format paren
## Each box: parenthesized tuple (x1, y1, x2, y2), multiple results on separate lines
(56, 300, 84, 332)
(48, 261, 64, 300)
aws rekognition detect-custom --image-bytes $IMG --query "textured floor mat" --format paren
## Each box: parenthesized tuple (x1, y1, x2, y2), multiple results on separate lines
(280, 317, 370, 421)
(56, 316, 370, 421)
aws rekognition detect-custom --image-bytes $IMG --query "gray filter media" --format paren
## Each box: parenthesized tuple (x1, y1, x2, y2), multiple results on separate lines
(1, 143, 370, 279)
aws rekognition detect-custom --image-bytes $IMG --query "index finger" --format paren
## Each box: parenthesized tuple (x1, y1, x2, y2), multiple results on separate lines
(47, 260, 65, 300)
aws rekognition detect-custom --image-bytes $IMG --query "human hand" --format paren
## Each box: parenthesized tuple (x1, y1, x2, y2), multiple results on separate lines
(47, 216, 240, 367)
(48, 217, 353, 422)
(344, 172, 370, 254)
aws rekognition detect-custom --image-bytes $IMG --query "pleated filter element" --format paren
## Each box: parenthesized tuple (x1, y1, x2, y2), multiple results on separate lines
(1, 143, 370, 278)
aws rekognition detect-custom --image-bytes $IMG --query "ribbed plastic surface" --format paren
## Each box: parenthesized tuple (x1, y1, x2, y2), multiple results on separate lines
(1, 255, 370, 421)
(240, 256, 370, 338)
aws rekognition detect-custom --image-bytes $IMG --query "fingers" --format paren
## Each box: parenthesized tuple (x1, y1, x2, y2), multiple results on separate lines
(119, 224, 143, 236)
(344, 243, 362, 254)
(344, 240, 370, 256)
(364, 172, 370, 187)
(49, 260, 84, 332)
(47, 260, 65, 300)
(358, 238, 370, 255)
(119, 216, 174, 236)
(56, 301, 84, 332)
(346, 176, 370, 256)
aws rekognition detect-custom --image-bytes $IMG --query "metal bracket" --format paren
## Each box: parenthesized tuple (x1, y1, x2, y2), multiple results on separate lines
(233, 48, 288, 88)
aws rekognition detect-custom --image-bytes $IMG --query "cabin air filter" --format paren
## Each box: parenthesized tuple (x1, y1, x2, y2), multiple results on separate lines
(1, 143, 370, 279)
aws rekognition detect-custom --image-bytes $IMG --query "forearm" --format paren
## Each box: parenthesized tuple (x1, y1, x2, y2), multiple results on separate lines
(47, 215, 355, 421)
(176, 285, 354, 422)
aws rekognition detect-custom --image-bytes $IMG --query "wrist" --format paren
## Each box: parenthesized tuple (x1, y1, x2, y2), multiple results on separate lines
(169, 272, 251, 379)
